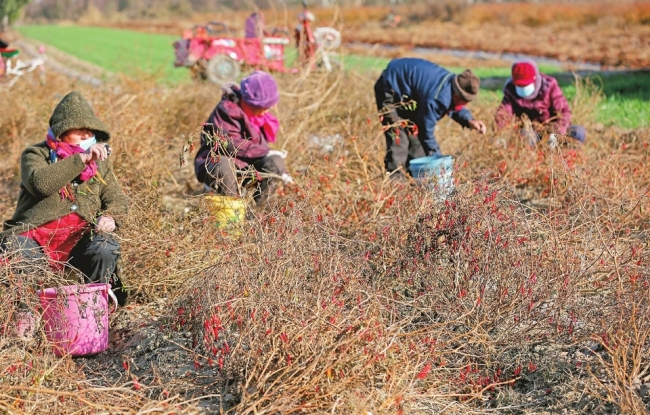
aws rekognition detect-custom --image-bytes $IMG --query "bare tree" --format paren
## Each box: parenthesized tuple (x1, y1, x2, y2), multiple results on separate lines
(0, 0, 31, 30)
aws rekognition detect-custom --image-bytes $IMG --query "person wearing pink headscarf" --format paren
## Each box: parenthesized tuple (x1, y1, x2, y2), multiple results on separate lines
(0, 91, 129, 305)
(194, 71, 293, 205)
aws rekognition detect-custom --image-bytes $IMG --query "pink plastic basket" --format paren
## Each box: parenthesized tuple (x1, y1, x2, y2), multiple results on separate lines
(37, 283, 117, 357)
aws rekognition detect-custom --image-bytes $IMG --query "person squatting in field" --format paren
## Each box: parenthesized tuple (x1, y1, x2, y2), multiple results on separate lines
(495, 59, 586, 146)
(374, 58, 487, 179)
(194, 70, 293, 205)
(0, 91, 129, 305)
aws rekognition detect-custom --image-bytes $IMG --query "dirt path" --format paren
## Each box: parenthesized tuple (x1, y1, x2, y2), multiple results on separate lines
(349, 41, 604, 71)
(14, 38, 106, 86)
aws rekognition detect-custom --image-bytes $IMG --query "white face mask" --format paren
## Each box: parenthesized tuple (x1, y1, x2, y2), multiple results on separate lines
(515, 83, 536, 98)
(78, 135, 97, 151)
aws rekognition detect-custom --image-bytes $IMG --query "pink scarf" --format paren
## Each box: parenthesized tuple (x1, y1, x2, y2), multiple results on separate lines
(46, 128, 97, 200)
(248, 112, 280, 143)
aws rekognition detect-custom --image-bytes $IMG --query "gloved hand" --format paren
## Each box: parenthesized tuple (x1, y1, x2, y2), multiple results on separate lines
(267, 149, 288, 159)
(95, 215, 116, 233)
(281, 173, 294, 185)
(548, 133, 558, 149)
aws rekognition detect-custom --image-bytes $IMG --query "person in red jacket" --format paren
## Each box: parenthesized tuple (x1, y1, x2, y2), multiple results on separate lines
(495, 59, 586, 145)
(194, 71, 292, 206)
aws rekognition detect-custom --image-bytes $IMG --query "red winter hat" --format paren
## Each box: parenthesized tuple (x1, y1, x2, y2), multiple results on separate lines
(512, 62, 537, 86)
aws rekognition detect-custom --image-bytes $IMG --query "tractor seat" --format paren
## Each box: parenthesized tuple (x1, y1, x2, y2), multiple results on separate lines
(0, 48, 19, 59)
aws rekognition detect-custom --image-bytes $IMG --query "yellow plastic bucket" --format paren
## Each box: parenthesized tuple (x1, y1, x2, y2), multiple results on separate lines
(205, 195, 247, 228)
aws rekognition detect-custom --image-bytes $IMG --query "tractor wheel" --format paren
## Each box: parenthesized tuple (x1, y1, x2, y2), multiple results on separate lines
(206, 55, 241, 84)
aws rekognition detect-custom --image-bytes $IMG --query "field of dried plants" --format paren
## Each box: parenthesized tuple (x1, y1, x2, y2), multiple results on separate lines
(341, 1, 650, 69)
(1, 28, 650, 414)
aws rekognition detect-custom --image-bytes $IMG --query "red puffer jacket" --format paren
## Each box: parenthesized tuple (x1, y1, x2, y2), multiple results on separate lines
(495, 73, 572, 135)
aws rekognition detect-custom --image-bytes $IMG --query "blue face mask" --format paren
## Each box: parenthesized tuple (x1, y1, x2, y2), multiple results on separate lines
(78, 135, 97, 151)
(515, 83, 536, 98)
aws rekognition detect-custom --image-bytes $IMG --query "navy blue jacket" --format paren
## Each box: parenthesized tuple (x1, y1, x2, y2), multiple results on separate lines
(377, 58, 474, 154)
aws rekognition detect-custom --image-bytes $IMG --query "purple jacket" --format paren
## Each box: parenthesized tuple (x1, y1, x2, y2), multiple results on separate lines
(245, 13, 263, 38)
(495, 73, 572, 135)
(194, 84, 271, 181)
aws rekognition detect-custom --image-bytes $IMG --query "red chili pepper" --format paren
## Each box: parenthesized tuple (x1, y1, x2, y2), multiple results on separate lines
(416, 362, 432, 379)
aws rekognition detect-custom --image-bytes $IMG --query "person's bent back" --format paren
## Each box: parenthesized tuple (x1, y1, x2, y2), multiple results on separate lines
(374, 58, 486, 178)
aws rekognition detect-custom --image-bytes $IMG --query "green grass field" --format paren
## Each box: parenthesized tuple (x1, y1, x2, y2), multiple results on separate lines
(591, 72, 650, 129)
(18, 25, 190, 83)
(339, 54, 561, 79)
(17, 25, 650, 129)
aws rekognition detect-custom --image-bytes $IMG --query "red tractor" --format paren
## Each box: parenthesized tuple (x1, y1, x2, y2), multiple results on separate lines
(173, 20, 291, 84)
(174, 3, 342, 84)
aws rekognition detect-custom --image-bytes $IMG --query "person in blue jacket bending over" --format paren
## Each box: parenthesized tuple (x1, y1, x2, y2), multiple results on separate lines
(374, 58, 487, 178)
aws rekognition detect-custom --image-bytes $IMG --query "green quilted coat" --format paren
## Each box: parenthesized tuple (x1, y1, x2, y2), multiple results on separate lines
(1, 91, 128, 237)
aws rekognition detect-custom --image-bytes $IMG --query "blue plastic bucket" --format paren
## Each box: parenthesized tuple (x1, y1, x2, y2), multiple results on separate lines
(408, 155, 454, 199)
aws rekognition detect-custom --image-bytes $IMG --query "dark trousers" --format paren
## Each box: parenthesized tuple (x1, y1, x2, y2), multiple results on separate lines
(1, 233, 128, 306)
(203, 155, 287, 205)
(567, 125, 587, 143)
(374, 78, 426, 178)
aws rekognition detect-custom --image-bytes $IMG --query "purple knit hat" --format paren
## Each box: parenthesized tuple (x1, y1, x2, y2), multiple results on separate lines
(240, 71, 279, 109)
